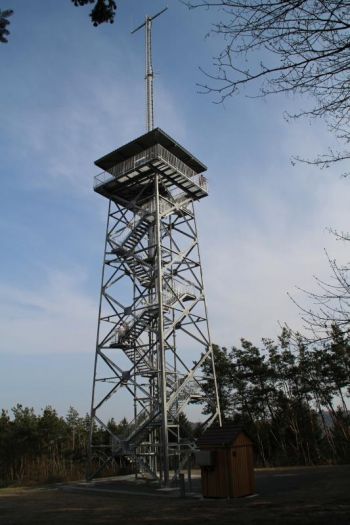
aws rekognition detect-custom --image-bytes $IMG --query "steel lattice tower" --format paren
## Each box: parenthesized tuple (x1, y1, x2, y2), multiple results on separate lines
(88, 11, 221, 486)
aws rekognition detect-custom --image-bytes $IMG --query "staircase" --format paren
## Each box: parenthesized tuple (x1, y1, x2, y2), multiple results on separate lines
(118, 304, 158, 345)
(121, 214, 153, 251)
(113, 406, 161, 456)
(111, 198, 194, 289)
(110, 212, 154, 288)
(127, 256, 152, 287)
(112, 377, 201, 460)
(168, 378, 201, 419)
(111, 284, 196, 350)
(163, 284, 196, 306)
(121, 344, 155, 376)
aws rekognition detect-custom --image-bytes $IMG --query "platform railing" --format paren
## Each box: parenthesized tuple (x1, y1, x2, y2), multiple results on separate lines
(93, 144, 208, 195)
(156, 144, 195, 180)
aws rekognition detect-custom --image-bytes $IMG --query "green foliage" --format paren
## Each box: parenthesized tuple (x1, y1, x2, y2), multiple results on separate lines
(71, 0, 117, 27)
(0, 9, 13, 43)
(0, 405, 125, 486)
(0, 324, 348, 484)
(0, 2, 117, 44)
(202, 326, 350, 466)
(200, 344, 233, 416)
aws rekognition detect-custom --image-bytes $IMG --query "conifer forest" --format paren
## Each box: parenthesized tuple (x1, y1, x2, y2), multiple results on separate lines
(1, 324, 349, 486)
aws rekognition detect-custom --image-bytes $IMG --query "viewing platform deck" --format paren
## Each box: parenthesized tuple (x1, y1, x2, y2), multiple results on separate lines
(93, 128, 208, 203)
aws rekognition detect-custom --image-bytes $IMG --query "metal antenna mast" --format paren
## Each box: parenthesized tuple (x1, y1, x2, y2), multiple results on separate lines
(132, 7, 168, 131)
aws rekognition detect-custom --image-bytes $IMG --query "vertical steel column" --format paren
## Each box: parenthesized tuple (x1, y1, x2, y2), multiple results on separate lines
(87, 200, 111, 478)
(191, 202, 222, 427)
(154, 173, 169, 485)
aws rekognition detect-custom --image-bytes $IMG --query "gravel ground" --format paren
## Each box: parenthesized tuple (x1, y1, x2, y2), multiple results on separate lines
(0, 465, 349, 525)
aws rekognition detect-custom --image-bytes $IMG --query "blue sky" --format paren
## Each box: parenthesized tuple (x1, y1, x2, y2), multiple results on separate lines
(1, 0, 349, 419)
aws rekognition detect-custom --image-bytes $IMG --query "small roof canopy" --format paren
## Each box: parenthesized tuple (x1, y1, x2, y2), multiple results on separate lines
(197, 424, 251, 448)
(94, 127, 207, 174)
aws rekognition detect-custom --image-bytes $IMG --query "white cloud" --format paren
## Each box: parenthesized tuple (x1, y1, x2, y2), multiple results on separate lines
(0, 268, 97, 355)
(198, 137, 350, 348)
(3, 68, 187, 198)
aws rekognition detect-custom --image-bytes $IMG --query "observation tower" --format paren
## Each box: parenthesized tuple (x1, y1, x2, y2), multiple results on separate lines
(88, 9, 221, 485)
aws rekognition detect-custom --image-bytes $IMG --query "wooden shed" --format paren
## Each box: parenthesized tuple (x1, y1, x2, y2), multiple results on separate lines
(196, 424, 255, 498)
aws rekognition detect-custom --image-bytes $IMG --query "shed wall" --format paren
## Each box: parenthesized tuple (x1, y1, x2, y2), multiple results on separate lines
(200, 440, 255, 497)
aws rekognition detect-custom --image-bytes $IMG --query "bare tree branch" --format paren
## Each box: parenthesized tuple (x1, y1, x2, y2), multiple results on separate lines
(290, 248, 350, 342)
(185, 1, 350, 171)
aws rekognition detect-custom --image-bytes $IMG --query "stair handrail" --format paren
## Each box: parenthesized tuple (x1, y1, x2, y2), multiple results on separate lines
(168, 377, 200, 417)
(163, 283, 197, 306)
(109, 211, 153, 246)
(124, 406, 161, 445)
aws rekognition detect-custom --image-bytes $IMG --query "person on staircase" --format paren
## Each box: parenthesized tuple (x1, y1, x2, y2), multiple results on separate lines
(117, 321, 130, 345)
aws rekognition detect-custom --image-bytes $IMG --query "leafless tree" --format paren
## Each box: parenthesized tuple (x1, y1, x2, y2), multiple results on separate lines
(288, 249, 350, 342)
(186, 1, 350, 172)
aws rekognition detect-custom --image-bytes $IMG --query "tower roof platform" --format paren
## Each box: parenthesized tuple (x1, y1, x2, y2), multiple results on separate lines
(93, 128, 209, 203)
(95, 128, 207, 174)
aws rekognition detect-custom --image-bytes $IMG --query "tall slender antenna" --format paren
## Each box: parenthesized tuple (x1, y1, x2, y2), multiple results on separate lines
(131, 7, 168, 132)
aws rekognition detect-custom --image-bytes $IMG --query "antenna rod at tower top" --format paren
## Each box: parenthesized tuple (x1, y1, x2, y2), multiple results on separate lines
(131, 7, 168, 132)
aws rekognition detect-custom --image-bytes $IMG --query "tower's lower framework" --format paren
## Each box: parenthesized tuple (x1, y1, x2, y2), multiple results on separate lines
(89, 128, 221, 484)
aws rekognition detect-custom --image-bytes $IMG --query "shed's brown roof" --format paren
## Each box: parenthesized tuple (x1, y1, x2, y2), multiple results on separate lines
(197, 424, 247, 448)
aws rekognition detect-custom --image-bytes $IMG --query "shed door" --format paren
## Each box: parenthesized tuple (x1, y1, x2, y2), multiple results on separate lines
(232, 445, 252, 497)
